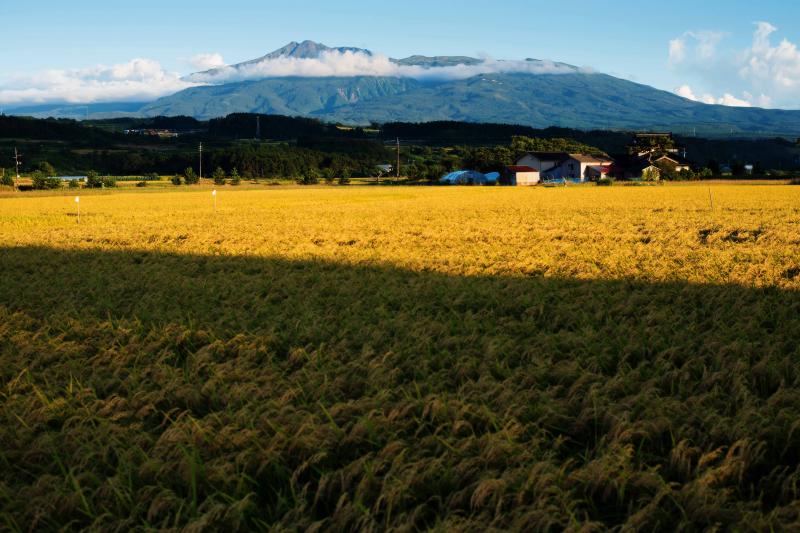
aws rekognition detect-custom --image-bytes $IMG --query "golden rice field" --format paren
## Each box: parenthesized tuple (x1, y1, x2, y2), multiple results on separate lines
(1, 184, 799, 530)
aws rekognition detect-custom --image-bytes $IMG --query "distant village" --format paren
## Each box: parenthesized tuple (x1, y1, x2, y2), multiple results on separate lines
(124, 128, 179, 138)
(440, 133, 737, 185)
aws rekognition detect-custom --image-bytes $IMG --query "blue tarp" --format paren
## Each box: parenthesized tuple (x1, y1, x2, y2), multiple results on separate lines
(440, 170, 488, 185)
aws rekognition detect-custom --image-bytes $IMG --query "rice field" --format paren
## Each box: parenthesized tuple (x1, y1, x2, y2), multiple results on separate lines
(1, 185, 799, 530)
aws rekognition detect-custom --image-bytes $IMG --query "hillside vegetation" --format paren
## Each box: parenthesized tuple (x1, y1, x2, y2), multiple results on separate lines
(1, 186, 799, 530)
(141, 71, 800, 137)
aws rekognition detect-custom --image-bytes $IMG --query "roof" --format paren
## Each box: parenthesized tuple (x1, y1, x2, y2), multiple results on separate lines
(588, 165, 613, 173)
(568, 153, 612, 163)
(609, 156, 653, 173)
(507, 165, 538, 173)
(440, 170, 487, 183)
(653, 154, 692, 166)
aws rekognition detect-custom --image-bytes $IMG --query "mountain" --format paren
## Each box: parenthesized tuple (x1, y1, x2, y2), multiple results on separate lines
(145, 76, 423, 118)
(5, 102, 146, 120)
(137, 41, 800, 136)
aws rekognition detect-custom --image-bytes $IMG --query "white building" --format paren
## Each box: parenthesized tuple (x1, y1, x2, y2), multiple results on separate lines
(506, 165, 540, 185)
(515, 152, 614, 182)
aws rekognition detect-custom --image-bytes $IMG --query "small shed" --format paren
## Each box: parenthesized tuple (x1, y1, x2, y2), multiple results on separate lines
(506, 166, 540, 186)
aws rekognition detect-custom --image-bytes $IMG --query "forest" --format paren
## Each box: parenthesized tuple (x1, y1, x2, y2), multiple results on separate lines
(2, 113, 799, 179)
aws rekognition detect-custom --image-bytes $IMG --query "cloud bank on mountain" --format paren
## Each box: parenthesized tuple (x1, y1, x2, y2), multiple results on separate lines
(184, 50, 583, 84)
(0, 46, 587, 106)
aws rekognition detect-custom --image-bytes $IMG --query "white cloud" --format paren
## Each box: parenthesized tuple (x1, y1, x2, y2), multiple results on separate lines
(674, 83, 762, 107)
(716, 93, 752, 107)
(0, 58, 198, 105)
(668, 38, 686, 66)
(743, 91, 772, 108)
(668, 22, 800, 108)
(668, 31, 727, 66)
(676, 84, 696, 99)
(185, 50, 583, 84)
(188, 53, 226, 70)
(739, 22, 800, 93)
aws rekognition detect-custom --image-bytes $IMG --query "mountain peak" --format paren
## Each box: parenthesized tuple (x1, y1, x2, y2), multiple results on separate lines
(186, 41, 373, 80)
(256, 40, 372, 62)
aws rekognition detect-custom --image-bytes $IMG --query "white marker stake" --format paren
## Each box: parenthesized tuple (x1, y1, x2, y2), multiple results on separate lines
(212, 189, 217, 212)
(75, 196, 80, 223)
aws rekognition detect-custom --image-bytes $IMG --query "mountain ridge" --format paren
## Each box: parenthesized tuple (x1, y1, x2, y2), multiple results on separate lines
(9, 41, 800, 136)
(142, 41, 800, 136)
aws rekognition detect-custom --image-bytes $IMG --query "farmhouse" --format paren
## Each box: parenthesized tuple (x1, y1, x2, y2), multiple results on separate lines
(506, 165, 540, 185)
(515, 152, 614, 182)
(609, 150, 694, 180)
(608, 155, 661, 180)
(651, 154, 691, 172)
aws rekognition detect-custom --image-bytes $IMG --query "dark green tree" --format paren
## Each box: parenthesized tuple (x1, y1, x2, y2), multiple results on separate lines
(85, 170, 103, 188)
(230, 167, 241, 186)
(299, 168, 320, 185)
(37, 161, 56, 177)
(212, 167, 227, 185)
(697, 167, 714, 180)
(0, 171, 14, 187)
(512, 136, 605, 158)
(31, 171, 61, 190)
(184, 167, 199, 185)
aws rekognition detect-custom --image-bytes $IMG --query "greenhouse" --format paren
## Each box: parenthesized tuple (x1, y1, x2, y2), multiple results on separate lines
(439, 170, 490, 185)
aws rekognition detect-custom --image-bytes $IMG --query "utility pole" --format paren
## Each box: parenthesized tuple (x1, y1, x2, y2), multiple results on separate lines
(199, 142, 203, 180)
(396, 137, 400, 181)
(14, 147, 21, 188)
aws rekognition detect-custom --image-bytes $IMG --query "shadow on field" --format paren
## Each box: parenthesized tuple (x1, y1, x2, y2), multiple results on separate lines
(1, 245, 799, 531)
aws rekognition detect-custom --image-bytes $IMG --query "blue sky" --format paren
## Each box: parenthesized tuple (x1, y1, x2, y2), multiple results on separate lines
(1, 0, 799, 108)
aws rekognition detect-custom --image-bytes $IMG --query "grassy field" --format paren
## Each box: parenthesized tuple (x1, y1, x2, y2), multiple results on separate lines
(1, 185, 799, 530)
